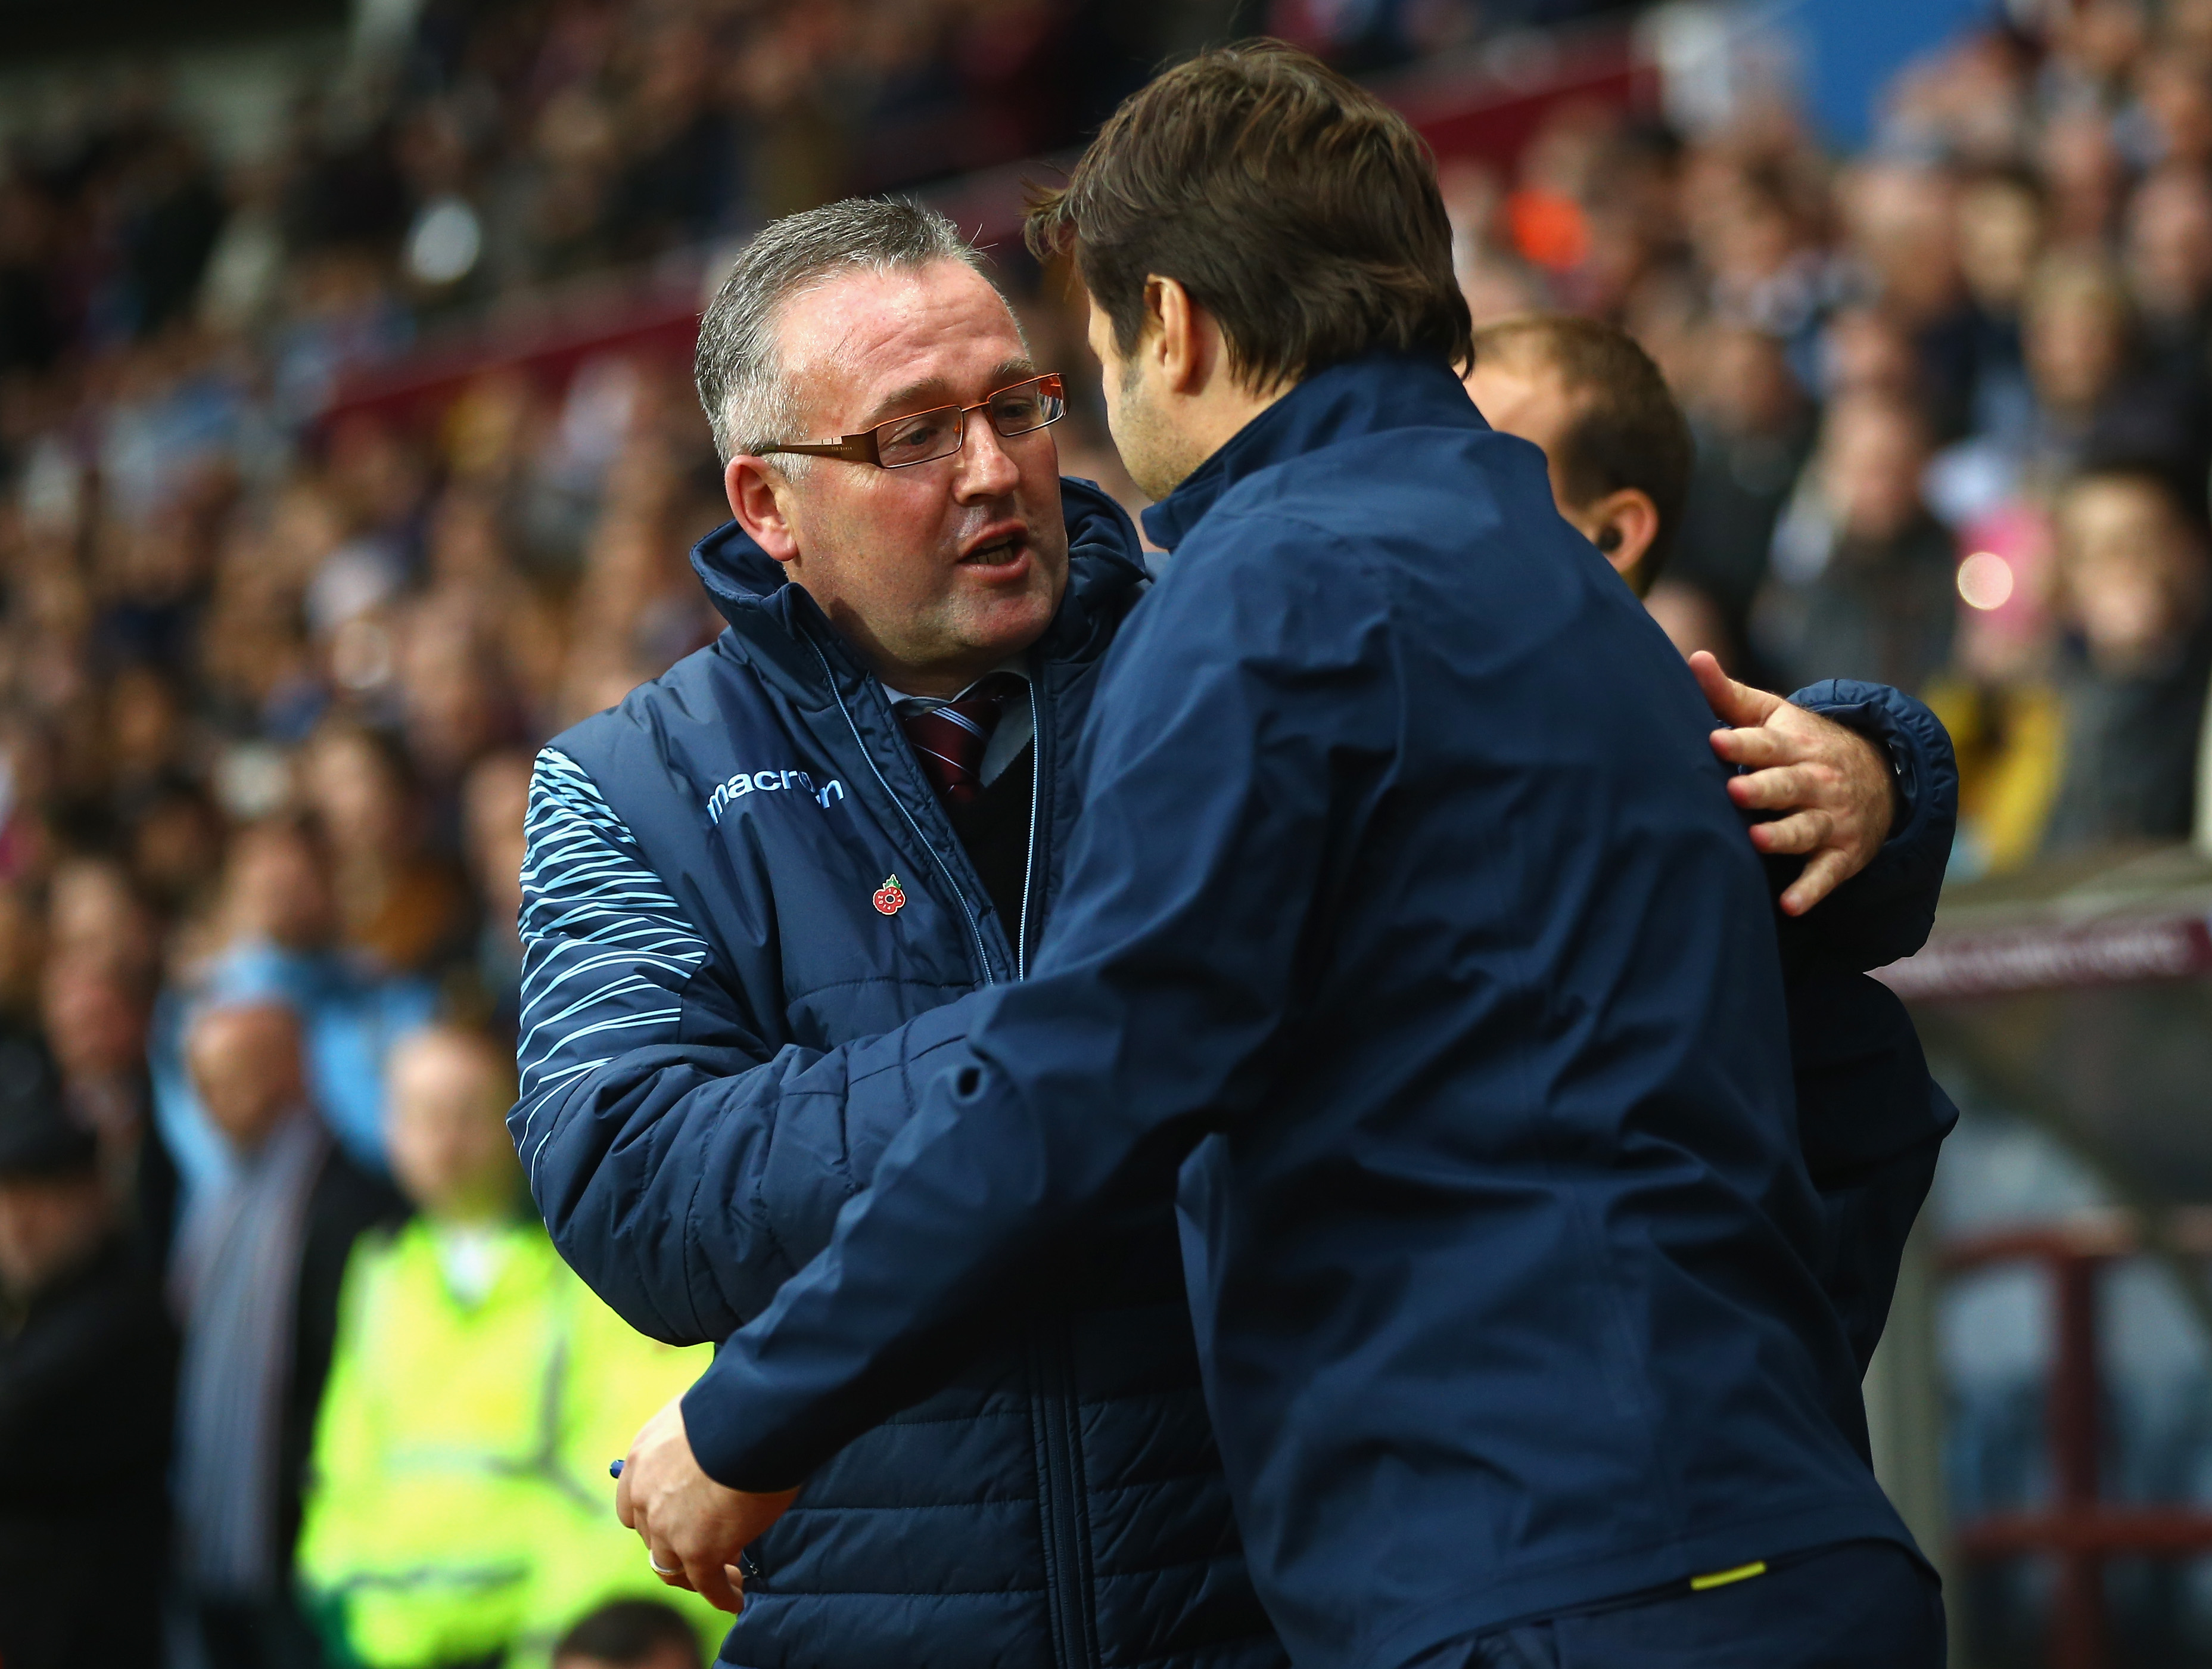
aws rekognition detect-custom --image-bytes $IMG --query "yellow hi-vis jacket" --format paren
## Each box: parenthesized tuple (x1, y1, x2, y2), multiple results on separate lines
(297, 1213, 724, 1668)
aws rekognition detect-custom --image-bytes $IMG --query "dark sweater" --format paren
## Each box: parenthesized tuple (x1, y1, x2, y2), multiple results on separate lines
(0, 1235, 178, 1668)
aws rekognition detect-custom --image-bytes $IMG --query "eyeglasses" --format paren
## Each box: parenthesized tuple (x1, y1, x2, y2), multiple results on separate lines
(760, 373, 1065, 470)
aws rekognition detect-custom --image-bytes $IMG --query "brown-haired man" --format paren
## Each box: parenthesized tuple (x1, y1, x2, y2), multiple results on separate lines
(624, 43, 1945, 1669)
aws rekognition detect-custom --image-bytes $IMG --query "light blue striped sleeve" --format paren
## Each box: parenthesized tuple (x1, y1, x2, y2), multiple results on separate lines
(512, 747, 710, 1189)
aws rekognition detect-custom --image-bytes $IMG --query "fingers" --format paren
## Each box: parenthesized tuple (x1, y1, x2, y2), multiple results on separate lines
(615, 1458, 636, 1530)
(1709, 722, 1806, 770)
(1779, 848, 1855, 916)
(1728, 765, 1838, 816)
(649, 1541, 696, 1592)
(690, 1554, 744, 1614)
(1690, 651, 1781, 728)
(1747, 810, 1828, 858)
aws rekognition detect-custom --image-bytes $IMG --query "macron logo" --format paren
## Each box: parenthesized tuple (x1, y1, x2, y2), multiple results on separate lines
(707, 769, 845, 823)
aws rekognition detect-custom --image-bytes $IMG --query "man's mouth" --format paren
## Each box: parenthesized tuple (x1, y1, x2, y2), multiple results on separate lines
(959, 529, 1030, 568)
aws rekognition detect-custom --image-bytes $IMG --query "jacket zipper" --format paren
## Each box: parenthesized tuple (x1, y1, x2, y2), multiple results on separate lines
(807, 637, 998, 985)
(1027, 1321, 1104, 1669)
(1018, 677, 1041, 980)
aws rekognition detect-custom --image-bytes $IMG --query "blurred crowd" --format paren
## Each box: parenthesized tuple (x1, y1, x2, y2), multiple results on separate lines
(1452, 0, 2212, 878)
(3, 0, 2212, 1664)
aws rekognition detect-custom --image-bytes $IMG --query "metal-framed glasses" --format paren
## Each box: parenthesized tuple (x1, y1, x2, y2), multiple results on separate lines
(761, 373, 1065, 470)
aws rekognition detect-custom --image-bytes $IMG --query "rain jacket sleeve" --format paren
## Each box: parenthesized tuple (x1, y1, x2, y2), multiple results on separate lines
(512, 748, 985, 1347)
(677, 510, 1391, 1493)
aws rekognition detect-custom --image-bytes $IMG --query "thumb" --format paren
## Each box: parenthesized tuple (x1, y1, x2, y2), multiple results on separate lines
(1689, 650, 1780, 729)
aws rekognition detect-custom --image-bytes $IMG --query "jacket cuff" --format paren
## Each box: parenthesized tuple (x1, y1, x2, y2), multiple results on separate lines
(1784, 679, 1960, 968)
(683, 1355, 812, 1493)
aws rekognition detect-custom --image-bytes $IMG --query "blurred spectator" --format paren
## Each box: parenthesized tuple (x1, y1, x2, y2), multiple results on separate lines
(42, 948, 173, 1260)
(461, 750, 532, 1024)
(552, 1599, 705, 1669)
(151, 819, 440, 1191)
(1666, 322, 1813, 670)
(0, 1036, 176, 1669)
(298, 719, 468, 975)
(1756, 391, 1958, 695)
(296, 1026, 718, 1669)
(2039, 463, 2212, 853)
(170, 1000, 404, 1669)
(1923, 504, 2068, 878)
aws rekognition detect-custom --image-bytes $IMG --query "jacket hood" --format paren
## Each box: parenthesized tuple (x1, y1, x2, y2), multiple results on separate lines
(689, 474, 1149, 669)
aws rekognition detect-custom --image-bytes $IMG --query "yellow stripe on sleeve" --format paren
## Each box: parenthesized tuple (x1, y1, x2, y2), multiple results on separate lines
(1690, 1561, 1768, 1592)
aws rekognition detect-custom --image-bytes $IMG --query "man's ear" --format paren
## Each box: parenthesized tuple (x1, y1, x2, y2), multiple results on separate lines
(726, 456, 801, 566)
(1149, 275, 1213, 396)
(1582, 487, 1660, 582)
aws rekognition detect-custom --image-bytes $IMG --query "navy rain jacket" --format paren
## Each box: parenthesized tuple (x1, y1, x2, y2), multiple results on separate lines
(513, 480, 1282, 1669)
(674, 357, 1946, 1669)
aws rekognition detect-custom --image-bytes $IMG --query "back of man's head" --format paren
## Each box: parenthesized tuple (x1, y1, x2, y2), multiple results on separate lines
(695, 197, 997, 465)
(1026, 39, 1472, 393)
(551, 1599, 702, 1669)
(1466, 315, 1694, 592)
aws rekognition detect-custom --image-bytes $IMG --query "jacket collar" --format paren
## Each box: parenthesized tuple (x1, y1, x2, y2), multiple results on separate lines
(689, 475, 1149, 682)
(1140, 353, 1486, 552)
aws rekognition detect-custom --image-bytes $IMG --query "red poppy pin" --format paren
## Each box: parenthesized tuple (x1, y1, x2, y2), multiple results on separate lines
(873, 875, 906, 916)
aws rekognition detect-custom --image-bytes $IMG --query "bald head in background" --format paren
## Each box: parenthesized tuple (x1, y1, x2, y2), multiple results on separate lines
(186, 1000, 308, 1155)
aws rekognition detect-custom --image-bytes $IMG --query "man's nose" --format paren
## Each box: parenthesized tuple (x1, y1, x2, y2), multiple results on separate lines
(951, 416, 1022, 499)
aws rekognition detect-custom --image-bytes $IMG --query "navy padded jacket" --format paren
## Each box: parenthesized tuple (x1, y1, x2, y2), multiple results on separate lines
(676, 358, 1945, 1669)
(512, 480, 1283, 1669)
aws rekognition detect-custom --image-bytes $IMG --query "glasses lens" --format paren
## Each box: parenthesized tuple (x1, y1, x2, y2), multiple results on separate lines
(875, 406, 963, 468)
(987, 376, 1063, 439)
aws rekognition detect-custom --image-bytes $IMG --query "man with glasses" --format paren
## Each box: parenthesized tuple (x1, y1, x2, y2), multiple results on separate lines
(518, 191, 1943, 1668)
(512, 198, 1283, 1669)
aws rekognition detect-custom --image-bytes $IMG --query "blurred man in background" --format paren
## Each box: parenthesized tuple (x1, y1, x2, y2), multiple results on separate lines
(1756, 390, 1958, 697)
(0, 1036, 176, 1669)
(298, 1024, 720, 1669)
(2041, 461, 2212, 854)
(552, 1600, 705, 1669)
(172, 999, 404, 1669)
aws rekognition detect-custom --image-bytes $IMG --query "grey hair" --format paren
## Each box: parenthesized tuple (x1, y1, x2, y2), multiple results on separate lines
(694, 198, 1001, 467)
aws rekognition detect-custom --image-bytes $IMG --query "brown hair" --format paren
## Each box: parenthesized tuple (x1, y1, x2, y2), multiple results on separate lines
(1025, 40, 1473, 392)
(1469, 314, 1695, 589)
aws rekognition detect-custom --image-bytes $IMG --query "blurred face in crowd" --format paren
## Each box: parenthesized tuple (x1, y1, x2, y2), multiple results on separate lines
(46, 857, 155, 980)
(1820, 396, 1931, 546)
(41, 957, 148, 1084)
(0, 1170, 110, 1299)
(2025, 260, 2131, 419)
(2126, 166, 2212, 322)
(303, 724, 411, 863)
(225, 821, 336, 950)
(2056, 473, 2212, 675)
(385, 1028, 519, 1221)
(463, 752, 531, 930)
(187, 1001, 307, 1155)
(727, 260, 1070, 700)
(1695, 325, 1802, 442)
(1955, 177, 2043, 317)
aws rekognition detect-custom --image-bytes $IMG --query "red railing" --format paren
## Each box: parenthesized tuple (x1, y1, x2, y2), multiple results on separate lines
(1943, 1216, 2212, 1669)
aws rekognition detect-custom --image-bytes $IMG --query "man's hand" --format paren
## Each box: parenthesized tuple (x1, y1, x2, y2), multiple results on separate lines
(1690, 651, 1899, 918)
(615, 1391, 799, 1614)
